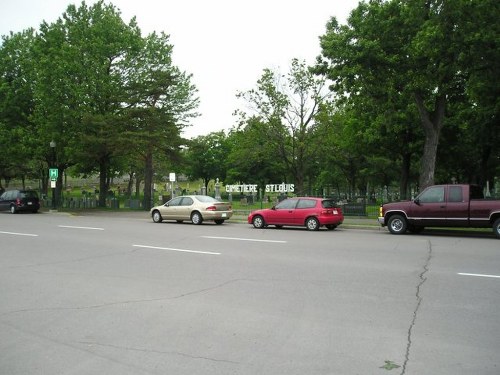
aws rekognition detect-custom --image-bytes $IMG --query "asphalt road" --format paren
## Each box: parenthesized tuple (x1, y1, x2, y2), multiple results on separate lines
(1, 211, 499, 375)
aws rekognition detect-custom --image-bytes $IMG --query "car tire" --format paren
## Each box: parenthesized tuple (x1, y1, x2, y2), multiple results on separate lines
(387, 214, 407, 234)
(493, 218, 500, 239)
(10, 205, 17, 214)
(152, 210, 163, 223)
(326, 224, 337, 230)
(252, 215, 265, 229)
(191, 211, 203, 225)
(214, 219, 224, 225)
(306, 217, 320, 231)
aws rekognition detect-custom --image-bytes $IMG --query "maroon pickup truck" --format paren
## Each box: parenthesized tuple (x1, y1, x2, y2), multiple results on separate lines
(378, 184, 500, 238)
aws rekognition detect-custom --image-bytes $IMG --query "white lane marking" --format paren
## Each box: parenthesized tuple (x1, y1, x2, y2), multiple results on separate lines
(458, 273, 500, 279)
(133, 244, 221, 255)
(58, 225, 104, 231)
(201, 236, 287, 244)
(0, 231, 38, 237)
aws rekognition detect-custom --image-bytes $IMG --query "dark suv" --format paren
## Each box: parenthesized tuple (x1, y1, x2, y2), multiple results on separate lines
(0, 190, 40, 213)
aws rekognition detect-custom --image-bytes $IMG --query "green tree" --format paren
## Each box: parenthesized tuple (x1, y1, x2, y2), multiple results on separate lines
(124, 31, 199, 209)
(0, 30, 37, 188)
(237, 59, 330, 194)
(317, 0, 497, 189)
(185, 131, 229, 192)
(226, 117, 287, 188)
(31, 0, 142, 206)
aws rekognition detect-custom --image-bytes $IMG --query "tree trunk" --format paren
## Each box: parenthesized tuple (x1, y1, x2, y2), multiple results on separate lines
(98, 158, 109, 208)
(143, 152, 154, 210)
(414, 93, 446, 190)
(399, 151, 411, 200)
(127, 172, 134, 198)
(135, 177, 141, 199)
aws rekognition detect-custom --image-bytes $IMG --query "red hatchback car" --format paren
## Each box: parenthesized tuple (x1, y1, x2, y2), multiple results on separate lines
(248, 197, 344, 231)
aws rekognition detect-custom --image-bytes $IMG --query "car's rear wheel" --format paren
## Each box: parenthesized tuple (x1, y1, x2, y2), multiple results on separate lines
(152, 210, 162, 223)
(214, 219, 224, 225)
(387, 214, 407, 234)
(10, 205, 17, 214)
(493, 218, 500, 239)
(191, 211, 203, 225)
(306, 217, 320, 231)
(252, 215, 265, 229)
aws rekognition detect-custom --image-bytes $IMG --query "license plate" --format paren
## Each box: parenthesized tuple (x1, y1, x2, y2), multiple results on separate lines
(222, 213, 227, 218)
(28, 202, 33, 205)
(333, 209, 338, 214)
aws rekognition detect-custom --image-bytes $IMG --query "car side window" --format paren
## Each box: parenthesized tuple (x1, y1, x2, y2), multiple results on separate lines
(297, 199, 316, 209)
(448, 186, 463, 203)
(276, 199, 298, 210)
(168, 197, 183, 206)
(181, 197, 193, 206)
(418, 186, 445, 203)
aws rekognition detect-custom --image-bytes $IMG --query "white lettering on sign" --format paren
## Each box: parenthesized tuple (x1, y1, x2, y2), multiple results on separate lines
(265, 183, 295, 193)
(225, 183, 295, 193)
(225, 184, 258, 193)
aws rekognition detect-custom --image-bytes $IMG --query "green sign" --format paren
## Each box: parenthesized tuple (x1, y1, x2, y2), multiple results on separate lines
(49, 168, 58, 180)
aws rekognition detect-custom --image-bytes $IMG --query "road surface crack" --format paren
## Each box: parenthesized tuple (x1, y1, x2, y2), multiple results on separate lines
(0, 279, 243, 316)
(78, 341, 240, 364)
(400, 240, 432, 374)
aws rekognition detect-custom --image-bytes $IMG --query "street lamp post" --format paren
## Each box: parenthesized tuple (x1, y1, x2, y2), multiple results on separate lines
(50, 140, 56, 210)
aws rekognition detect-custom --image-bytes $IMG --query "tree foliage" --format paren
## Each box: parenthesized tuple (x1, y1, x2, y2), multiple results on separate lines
(0, 1, 198, 208)
(237, 59, 331, 194)
(1, 0, 498, 203)
(317, 0, 499, 189)
(184, 131, 229, 191)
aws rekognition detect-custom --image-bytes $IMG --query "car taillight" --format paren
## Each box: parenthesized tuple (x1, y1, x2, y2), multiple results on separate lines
(206, 205, 217, 211)
(16, 198, 22, 206)
(322, 209, 339, 215)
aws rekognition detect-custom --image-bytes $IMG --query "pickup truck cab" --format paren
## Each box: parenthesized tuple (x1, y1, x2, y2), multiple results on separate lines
(378, 184, 500, 239)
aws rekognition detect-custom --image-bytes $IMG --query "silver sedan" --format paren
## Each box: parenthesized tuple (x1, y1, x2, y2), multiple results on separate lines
(150, 195, 233, 225)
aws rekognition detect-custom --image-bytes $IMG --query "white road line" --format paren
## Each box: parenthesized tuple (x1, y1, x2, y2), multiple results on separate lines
(0, 231, 38, 237)
(458, 273, 500, 279)
(58, 225, 105, 231)
(133, 244, 221, 255)
(201, 236, 287, 244)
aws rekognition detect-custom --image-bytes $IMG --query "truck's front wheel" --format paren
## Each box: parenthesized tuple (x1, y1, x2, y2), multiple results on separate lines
(387, 214, 407, 235)
(493, 218, 500, 239)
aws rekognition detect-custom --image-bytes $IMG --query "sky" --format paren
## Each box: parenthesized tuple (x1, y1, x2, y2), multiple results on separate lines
(1, 0, 360, 138)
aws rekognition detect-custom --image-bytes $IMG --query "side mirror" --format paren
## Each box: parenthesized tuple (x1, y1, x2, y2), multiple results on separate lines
(414, 198, 421, 205)
(271, 205, 276, 210)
